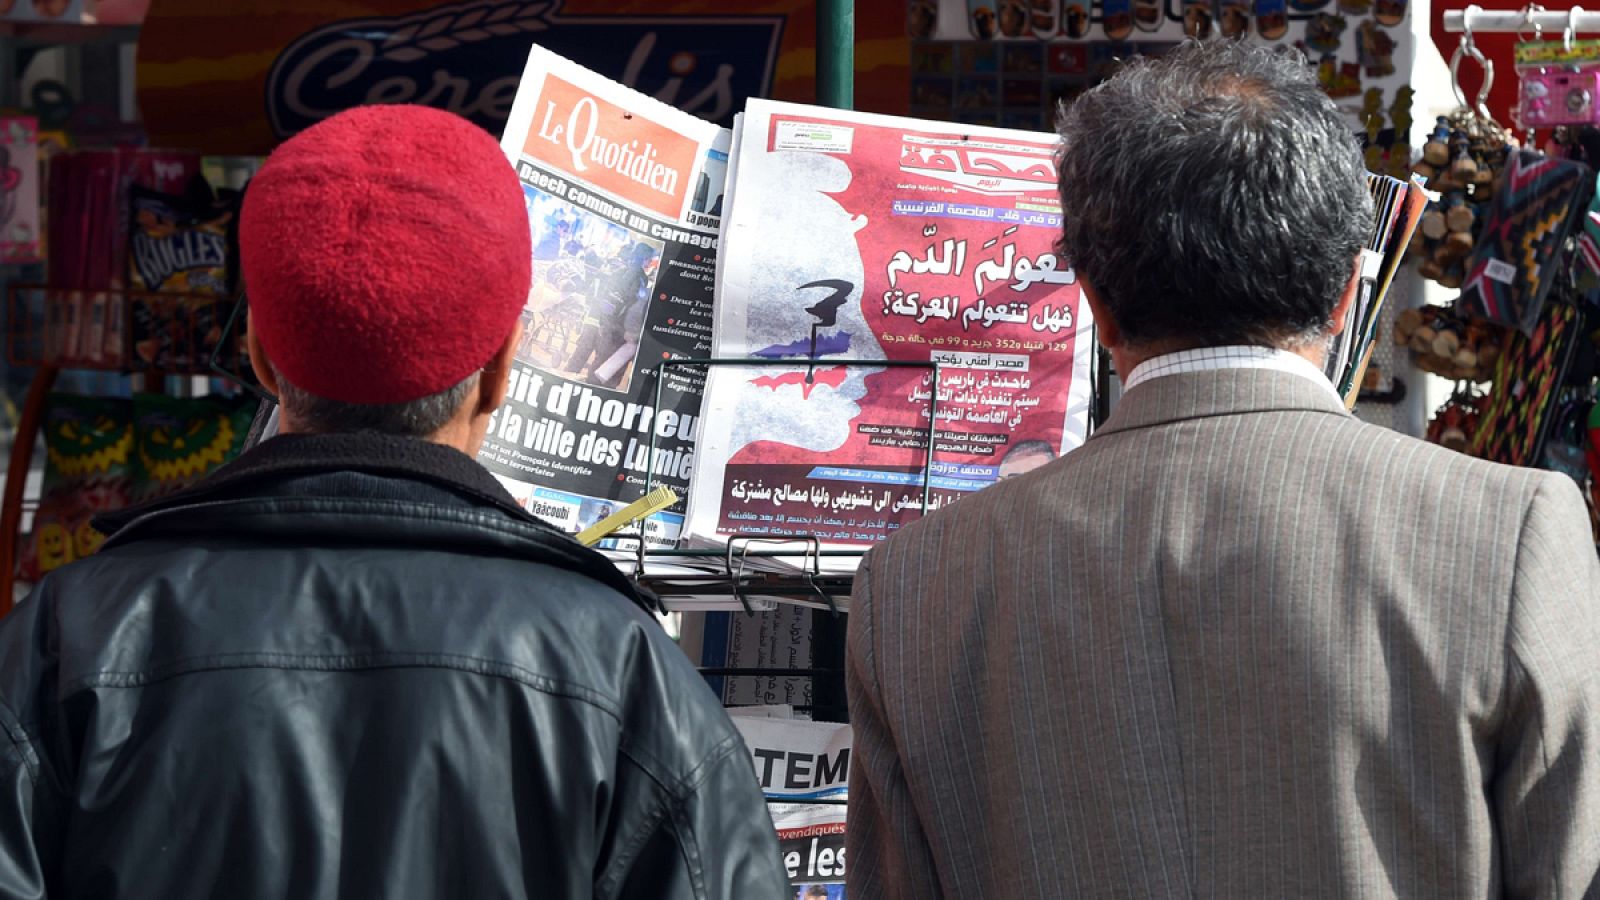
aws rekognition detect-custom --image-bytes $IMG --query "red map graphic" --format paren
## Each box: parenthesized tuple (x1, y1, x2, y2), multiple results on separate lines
(751, 366, 849, 398)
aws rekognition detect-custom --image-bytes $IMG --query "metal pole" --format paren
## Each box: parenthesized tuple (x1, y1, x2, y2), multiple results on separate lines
(817, 0, 854, 110)
(1443, 7, 1600, 33)
(813, 0, 854, 722)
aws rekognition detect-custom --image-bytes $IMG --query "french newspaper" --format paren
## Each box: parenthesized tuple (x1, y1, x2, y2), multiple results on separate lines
(488, 46, 727, 545)
(730, 712, 852, 900)
(685, 101, 1094, 570)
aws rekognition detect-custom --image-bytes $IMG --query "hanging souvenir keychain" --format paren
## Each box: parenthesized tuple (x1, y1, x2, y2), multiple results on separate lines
(1373, 0, 1406, 26)
(1219, 0, 1251, 38)
(1063, 0, 1092, 38)
(1515, 11, 1600, 134)
(1254, 0, 1287, 39)
(1305, 14, 1347, 52)
(1102, 0, 1135, 39)
(1411, 22, 1517, 291)
(1425, 385, 1489, 453)
(997, 0, 1030, 36)
(968, 0, 999, 38)
(1134, 0, 1163, 31)
(1183, 0, 1214, 38)
(1357, 20, 1397, 77)
(1031, 0, 1062, 37)
(1387, 86, 1416, 178)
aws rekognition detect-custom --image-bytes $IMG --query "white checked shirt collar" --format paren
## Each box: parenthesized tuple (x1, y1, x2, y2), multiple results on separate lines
(1122, 345, 1342, 402)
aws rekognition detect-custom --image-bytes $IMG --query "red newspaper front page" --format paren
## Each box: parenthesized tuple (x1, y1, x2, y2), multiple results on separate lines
(688, 101, 1093, 570)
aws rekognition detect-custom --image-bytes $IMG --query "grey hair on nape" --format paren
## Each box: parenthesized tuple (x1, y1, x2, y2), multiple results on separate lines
(272, 366, 480, 438)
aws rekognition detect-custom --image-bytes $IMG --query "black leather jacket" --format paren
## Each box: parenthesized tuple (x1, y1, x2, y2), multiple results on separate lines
(0, 433, 787, 899)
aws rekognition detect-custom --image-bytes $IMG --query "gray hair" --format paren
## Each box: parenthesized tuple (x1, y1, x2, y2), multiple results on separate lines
(273, 367, 480, 438)
(1054, 40, 1373, 349)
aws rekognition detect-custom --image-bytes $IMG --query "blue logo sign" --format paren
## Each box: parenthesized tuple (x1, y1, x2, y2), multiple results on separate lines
(266, 0, 785, 139)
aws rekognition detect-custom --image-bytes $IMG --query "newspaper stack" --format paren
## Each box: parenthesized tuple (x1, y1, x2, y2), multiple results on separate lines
(489, 47, 1096, 573)
(730, 710, 852, 900)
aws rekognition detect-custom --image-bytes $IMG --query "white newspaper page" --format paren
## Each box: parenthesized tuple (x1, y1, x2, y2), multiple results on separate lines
(732, 717, 851, 899)
(486, 46, 727, 547)
(686, 100, 1094, 571)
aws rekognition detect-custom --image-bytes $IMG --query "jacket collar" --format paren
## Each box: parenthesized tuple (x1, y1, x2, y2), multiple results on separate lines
(1096, 367, 1352, 438)
(96, 431, 536, 534)
(92, 432, 663, 615)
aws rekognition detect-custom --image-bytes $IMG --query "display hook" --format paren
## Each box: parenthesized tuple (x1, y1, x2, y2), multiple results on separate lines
(1450, 7, 1496, 123)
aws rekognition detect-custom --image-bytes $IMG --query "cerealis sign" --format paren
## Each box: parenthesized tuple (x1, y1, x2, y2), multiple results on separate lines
(136, 0, 911, 156)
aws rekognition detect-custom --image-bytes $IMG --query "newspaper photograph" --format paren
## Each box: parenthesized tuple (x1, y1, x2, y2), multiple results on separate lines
(485, 46, 726, 546)
(686, 101, 1094, 568)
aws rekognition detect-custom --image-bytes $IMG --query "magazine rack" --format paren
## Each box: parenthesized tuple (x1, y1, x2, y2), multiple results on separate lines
(610, 356, 943, 725)
(618, 356, 944, 608)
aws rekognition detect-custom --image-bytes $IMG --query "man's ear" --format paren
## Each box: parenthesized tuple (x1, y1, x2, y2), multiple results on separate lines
(247, 327, 281, 398)
(1079, 278, 1119, 350)
(478, 321, 523, 416)
(1327, 254, 1363, 337)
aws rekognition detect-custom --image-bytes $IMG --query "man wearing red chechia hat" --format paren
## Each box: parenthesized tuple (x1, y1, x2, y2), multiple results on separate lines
(0, 105, 786, 899)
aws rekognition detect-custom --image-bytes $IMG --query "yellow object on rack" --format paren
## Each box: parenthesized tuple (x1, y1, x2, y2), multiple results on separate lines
(575, 486, 678, 547)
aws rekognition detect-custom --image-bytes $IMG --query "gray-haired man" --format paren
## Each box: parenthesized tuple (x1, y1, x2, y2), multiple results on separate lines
(848, 40, 1600, 898)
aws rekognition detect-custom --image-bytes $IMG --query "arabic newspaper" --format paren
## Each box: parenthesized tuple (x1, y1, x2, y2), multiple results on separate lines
(485, 46, 727, 546)
(685, 101, 1094, 569)
(730, 713, 852, 899)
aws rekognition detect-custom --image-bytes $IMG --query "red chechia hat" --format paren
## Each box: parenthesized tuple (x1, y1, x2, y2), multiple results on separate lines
(240, 104, 530, 404)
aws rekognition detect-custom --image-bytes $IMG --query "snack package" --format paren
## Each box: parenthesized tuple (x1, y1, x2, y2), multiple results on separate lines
(18, 395, 135, 582)
(128, 181, 229, 295)
(128, 179, 236, 369)
(132, 393, 254, 500)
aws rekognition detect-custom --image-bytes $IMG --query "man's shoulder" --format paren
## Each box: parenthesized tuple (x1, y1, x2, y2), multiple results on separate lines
(35, 528, 666, 707)
(871, 410, 1555, 567)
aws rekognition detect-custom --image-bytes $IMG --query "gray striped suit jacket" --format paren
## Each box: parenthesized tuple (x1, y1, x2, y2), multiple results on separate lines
(847, 367, 1600, 899)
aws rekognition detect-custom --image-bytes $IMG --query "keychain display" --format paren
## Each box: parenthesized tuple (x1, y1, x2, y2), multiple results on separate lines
(1393, 303, 1506, 381)
(1424, 388, 1489, 453)
(1411, 111, 1515, 289)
